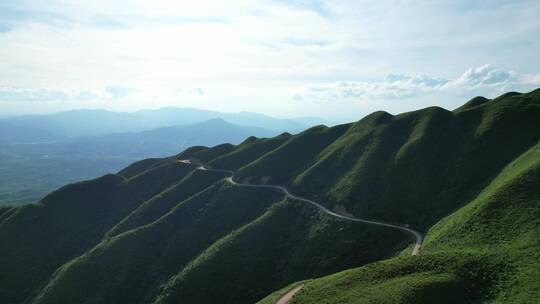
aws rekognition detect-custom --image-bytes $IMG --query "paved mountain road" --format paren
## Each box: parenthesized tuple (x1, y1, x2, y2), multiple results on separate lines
(179, 159, 423, 303)
(275, 284, 305, 304)
(178, 159, 423, 256)
(226, 176, 423, 256)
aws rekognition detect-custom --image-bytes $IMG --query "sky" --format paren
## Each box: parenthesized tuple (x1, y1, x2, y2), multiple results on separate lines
(0, 0, 539, 122)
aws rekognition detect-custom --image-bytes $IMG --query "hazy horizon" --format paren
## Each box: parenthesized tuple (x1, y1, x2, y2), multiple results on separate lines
(0, 104, 338, 123)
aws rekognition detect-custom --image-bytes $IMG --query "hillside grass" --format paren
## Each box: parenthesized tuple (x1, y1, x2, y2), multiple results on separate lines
(237, 124, 350, 184)
(1, 89, 538, 304)
(33, 182, 284, 304)
(258, 140, 540, 304)
(0, 161, 194, 303)
(0, 206, 15, 225)
(208, 133, 290, 170)
(108, 168, 227, 236)
(293, 90, 540, 231)
(154, 197, 408, 304)
(190, 143, 236, 162)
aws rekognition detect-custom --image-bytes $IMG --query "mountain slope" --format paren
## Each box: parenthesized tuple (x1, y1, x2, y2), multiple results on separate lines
(0, 89, 538, 304)
(33, 182, 284, 304)
(259, 139, 540, 304)
(0, 162, 195, 303)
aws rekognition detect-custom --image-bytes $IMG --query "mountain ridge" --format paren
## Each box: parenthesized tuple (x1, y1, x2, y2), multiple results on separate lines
(0, 107, 330, 140)
(0, 89, 538, 303)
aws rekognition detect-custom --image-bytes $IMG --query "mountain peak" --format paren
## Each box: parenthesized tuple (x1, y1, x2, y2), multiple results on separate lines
(195, 117, 231, 126)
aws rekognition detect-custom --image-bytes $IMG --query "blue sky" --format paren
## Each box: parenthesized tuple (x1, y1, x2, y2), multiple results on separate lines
(0, 0, 539, 121)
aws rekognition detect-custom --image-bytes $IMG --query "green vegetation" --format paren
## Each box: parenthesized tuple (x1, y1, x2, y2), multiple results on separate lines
(0, 162, 194, 303)
(154, 199, 407, 304)
(275, 89, 538, 231)
(0, 206, 15, 225)
(208, 133, 291, 170)
(258, 140, 540, 304)
(109, 169, 229, 236)
(190, 143, 236, 162)
(237, 124, 350, 184)
(33, 182, 284, 304)
(0, 89, 538, 304)
(118, 157, 170, 179)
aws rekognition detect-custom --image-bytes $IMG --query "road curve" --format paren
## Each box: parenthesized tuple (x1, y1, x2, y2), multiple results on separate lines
(178, 160, 423, 256)
(275, 284, 304, 304)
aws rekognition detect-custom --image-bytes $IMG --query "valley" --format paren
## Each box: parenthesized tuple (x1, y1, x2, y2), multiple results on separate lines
(0, 109, 326, 206)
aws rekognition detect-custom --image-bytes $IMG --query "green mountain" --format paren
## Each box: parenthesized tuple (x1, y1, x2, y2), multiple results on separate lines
(259, 130, 540, 304)
(0, 89, 538, 304)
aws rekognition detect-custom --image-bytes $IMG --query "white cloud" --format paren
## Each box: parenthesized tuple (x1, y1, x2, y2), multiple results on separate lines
(171, 87, 205, 97)
(0, 85, 141, 102)
(104, 85, 137, 99)
(444, 64, 539, 96)
(0, 86, 103, 102)
(0, 1, 539, 119)
(3, 64, 538, 120)
(453, 64, 515, 86)
(293, 65, 540, 102)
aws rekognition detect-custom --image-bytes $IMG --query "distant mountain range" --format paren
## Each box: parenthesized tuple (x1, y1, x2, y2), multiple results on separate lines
(0, 116, 299, 206)
(0, 108, 330, 206)
(0, 107, 332, 143)
(1, 89, 538, 304)
(43, 118, 278, 159)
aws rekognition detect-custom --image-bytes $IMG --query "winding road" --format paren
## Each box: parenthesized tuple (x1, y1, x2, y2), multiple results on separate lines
(179, 159, 423, 303)
(275, 284, 305, 304)
(179, 159, 423, 256)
